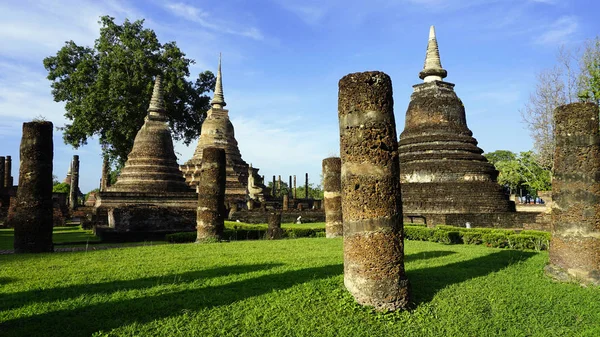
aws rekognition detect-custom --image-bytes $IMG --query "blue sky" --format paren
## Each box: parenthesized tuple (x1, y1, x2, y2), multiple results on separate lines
(0, 0, 597, 193)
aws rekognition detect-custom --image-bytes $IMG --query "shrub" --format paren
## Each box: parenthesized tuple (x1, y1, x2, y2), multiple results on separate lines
(461, 231, 484, 245)
(404, 226, 434, 241)
(482, 233, 509, 248)
(166, 232, 196, 243)
(432, 230, 462, 244)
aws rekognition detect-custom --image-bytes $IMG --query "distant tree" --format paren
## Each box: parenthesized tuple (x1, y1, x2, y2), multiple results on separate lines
(521, 39, 600, 169)
(484, 150, 517, 166)
(43, 15, 216, 166)
(52, 182, 70, 194)
(486, 150, 551, 195)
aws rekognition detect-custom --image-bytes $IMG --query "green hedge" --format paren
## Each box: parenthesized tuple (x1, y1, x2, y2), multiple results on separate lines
(404, 225, 551, 251)
(166, 226, 326, 243)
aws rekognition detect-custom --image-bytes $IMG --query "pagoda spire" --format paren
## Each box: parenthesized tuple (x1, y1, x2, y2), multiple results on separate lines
(147, 75, 167, 121)
(419, 26, 448, 82)
(211, 53, 226, 109)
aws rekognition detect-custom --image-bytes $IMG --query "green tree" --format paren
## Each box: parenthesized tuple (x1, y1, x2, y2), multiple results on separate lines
(52, 182, 70, 194)
(44, 16, 216, 165)
(484, 150, 517, 166)
(486, 150, 551, 196)
(521, 39, 600, 169)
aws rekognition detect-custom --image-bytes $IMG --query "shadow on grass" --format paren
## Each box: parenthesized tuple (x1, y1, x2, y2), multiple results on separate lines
(1, 264, 343, 337)
(0, 263, 282, 311)
(405, 250, 456, 262)
(408, 249, 536, 306)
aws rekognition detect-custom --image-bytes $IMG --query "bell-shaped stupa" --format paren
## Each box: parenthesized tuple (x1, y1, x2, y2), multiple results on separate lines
(109, 75, 191, 192)
(181, 55, 255, 205)
(398, 26, 514, 217)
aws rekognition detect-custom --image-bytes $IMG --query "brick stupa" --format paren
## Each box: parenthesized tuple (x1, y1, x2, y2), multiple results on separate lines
(108, 75, 191, 193)
(398, 26, 515, 226)
(181, 55, 264, 206)
(95, 76, 196, 239)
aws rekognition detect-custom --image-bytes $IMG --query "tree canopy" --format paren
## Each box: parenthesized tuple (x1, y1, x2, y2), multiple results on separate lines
(521, 38, 600, 169)
(485, 150, 551, 196)
(44, 16, 216, 166)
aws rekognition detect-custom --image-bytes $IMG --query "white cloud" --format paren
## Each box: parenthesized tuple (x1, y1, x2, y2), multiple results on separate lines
(164, 2, 265, 41)
(537, 16, 579, 46)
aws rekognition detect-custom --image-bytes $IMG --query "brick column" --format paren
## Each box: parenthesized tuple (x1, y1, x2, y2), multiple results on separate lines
(13, 122, 54, 253)
(323, 157, 343, 238)
(546, 102, 600, 285)
(196, 148, 226, 242)
(338, 71, 409, 310)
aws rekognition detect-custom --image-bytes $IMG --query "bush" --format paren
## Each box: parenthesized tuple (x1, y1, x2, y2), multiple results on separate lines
(461, 231, 484, 245)
(432, 230, 462, 244)
(166, 232, 196, 243)
(404, 226, 434, 241)
(482, 233, 509, 248)
(166, 225, 326, 243)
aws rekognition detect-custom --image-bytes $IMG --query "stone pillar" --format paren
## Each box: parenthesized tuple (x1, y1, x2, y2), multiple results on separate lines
(196, 147, 226, 242)
(100, 156, 110, 191)
(0, 156, 5, 191)
(267, 212, 283, 239)
(338, 71, 409, 310)
(323, 157, 343, 238)
(13, 122, 54, 253)
(546, 102, 600, 285)
(69, 155, 79, 210)
(288, 175, 292, 197)
(305, 173, 309, 199)
(5, 155, 12, 188)
(272, 175, 276, 197)
(247, 199, 254, 210)
(278, 175, 282, 195)
(283, 194, 289, 211)
(293, 175, 297, 199)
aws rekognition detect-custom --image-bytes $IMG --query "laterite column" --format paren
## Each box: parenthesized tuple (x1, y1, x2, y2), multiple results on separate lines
(69, 155, 79, 210)
(196, 147, 226, 242)
(13, 122, 54, 253)
(283, 194, 289, 211)
(0, 156, 5, 192)
(546, 102, 600, 285)
(5, 155, 12, 188)
(323, 157, 343, 238)
(267, 212, 283, 239)
(338, 71, 410, 310)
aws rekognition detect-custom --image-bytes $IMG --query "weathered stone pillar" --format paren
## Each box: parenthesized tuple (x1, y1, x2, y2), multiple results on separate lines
(5, 155, 12, 188)
(0, 156, 5, 191)
(289, 175, 292, 197)
(267, 212, 283, 239)
(305, 173, 309, 199)
(100, 155, 110, 191)
(338, 71, 409, 310)
(546, 102, 600, 285)
(69, 155, 79, 210)
(247, 200, 254, 210)
(272, 175, 276, 196)
(196, 147, 226, 242)
(13, 122, 54, 253)
(278, 175, 282, 195)
(323, 157, 343, 238)
(283, 194, 289, 211)
(293, 175, 297, 199)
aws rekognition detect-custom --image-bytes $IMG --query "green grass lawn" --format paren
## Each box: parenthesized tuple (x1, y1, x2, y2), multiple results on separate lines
(1, 238, 599, 336)
(0, 226, 101, 250)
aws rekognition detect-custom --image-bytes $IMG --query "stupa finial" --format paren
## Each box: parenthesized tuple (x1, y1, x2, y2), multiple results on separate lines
(419, 25, 447, 82)
(211, 53, 226, 109)
(148, 75, 167, 120)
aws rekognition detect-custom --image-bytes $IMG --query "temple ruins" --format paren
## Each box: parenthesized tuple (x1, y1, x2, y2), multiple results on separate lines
(397, 26, 520, 227)
(94, 75, 197, 239)
(180, 55, 266, 207)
